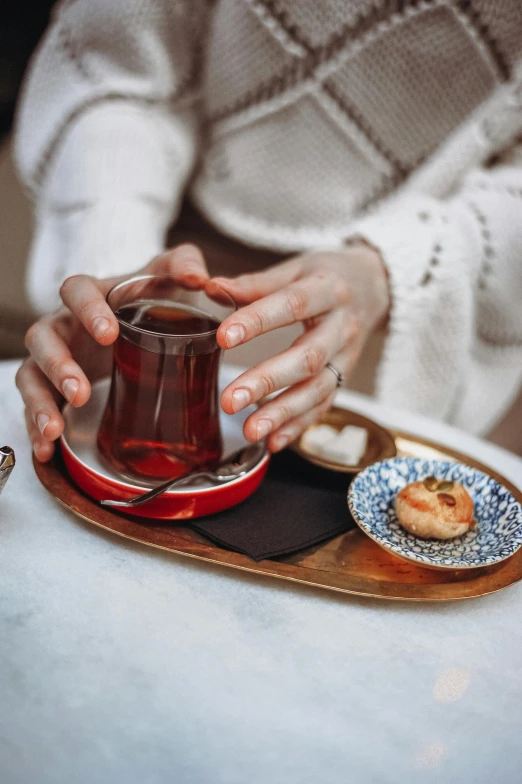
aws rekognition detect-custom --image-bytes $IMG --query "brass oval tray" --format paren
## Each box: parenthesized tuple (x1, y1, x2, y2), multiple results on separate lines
(33, 429, 522, 602)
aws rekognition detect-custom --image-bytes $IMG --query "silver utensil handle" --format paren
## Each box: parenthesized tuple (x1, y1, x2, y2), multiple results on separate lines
(100, 443, 267, 508)
(0, 446, 15, 497)
(102, 470, 216, 508)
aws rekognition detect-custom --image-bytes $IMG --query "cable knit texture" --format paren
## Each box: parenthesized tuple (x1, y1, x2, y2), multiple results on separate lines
(14, 0, 522, 433)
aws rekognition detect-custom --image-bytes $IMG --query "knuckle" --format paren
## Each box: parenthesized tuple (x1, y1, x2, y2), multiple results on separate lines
(314, 375, 332, 406)
(302, 345, 327, 377)
(164, 244, 205, 273)
(43, 354, 64, 382)
(175, 242, 202, 258)
(348, 317, 361, 344)
(257, 370, 277, 397)
(333, 274, 351, 304)
(180, 261, 202, 278)
(246, 308, 265, 337)
(75, 297, 100, 324)
(312, 265, 329, 279)
(285, 286, 308, 321)
(14, 363, 27, 390)
(24, 322, 43, 351)
(59, 275, 83, 299)
(163, 258, 180, 275)
(149, 251, 168, 268)
(303, 315, 321, 331)
(274, 402, 292, 427)
(53, 315, 73, 342)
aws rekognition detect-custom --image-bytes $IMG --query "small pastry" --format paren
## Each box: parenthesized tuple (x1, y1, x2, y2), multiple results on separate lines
(395, 476, 475, 540)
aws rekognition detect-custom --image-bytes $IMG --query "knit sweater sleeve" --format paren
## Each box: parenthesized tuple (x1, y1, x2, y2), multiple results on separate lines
(14, 0, 204, 313)
(349, 152, 522, 436)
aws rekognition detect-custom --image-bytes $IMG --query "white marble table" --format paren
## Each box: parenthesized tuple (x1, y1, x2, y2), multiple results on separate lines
(1, 359, 521, 784)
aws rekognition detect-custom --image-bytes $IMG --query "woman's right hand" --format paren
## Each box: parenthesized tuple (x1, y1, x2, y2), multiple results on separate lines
(16, 245, 209, 462)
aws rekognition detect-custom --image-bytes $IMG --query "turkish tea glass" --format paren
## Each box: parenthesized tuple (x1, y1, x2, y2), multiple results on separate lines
(97, 275, 235, 484)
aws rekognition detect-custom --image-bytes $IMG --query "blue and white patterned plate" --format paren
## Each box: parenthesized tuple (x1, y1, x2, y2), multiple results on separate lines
(347, 457, 522, 570)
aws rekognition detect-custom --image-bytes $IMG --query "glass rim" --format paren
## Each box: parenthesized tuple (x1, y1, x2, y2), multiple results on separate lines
(106, 274, 235, 340)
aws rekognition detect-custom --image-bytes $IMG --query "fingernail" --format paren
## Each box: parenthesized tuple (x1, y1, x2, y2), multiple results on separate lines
(92, 316, 110, 340)
(225, 324, 245, 348)
(231, 388, 251, 412)
(62, 378, 79, 403)
(36, 413, 50, 436)
(256, 419, 272, 440)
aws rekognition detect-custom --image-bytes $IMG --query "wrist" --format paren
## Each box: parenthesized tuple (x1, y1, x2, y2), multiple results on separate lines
(344, 238, 391, 331)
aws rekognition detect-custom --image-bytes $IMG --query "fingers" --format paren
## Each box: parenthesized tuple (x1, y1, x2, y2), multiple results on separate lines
(16, 360, 65, 459)
(209, 257, 301, 305)
(221, 311, 357, 414)
(19, 242, 209, 462)
(217, 270, 350, 349)
(242, 366, 339, 443)
(267, 398, 336, 453)
(240, 343, 353, 448)
(24, 319, 92, 406)
(148, 244, 210, 288)
(59, 245, 209, 344)
(264, 345, 354, 452)
(24, 407, 55, 463)
(238, 336, 360, 448)
(59, 276, 119, 345)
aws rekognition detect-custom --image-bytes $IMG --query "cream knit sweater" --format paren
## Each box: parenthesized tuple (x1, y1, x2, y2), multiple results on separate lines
(15, 0, 522, 434)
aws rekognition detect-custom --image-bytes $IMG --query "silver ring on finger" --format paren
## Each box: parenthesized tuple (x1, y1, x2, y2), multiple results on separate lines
(325, 362, 344, 388)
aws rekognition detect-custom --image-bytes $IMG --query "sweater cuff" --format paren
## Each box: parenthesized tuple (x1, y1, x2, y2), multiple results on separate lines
(28, 200, 167, 313)
(347, 197, 480, 422)
(27, 100, 197, 313)
(349, 197, 446, 306)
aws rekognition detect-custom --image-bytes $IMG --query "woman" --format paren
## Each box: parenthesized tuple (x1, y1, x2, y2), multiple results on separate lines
(14, 0, 522, 460)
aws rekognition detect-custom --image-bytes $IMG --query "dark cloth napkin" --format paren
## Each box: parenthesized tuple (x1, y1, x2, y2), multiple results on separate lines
(189, 449, 356, 561)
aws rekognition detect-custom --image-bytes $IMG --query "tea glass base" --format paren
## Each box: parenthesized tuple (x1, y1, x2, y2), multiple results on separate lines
(59, 377, 269, 519)
(96, 437, 222, 488)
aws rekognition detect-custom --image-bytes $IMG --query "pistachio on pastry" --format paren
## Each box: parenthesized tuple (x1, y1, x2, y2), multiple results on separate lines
(395, 479, 475, 540)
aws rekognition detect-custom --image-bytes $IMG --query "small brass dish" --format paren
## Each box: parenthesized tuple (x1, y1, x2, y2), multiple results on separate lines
(292, 408, 397, 474)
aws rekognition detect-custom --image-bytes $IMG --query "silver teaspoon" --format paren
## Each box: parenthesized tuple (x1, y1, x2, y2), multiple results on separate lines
(100, 442, 267, 509)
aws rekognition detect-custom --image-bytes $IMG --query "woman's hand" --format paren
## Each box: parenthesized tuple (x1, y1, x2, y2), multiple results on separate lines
(16, 245, 209, 461)
(211, 243, 390, 452)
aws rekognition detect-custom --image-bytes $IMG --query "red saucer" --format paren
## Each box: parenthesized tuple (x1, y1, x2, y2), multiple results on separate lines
(60, 368, 270, 520)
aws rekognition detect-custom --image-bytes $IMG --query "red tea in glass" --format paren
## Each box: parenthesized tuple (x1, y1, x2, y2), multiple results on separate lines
(97, 276, 234, 484)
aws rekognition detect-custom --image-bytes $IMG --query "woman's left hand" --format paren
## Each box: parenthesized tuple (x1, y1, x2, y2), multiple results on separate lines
(208, 243, 390, 452)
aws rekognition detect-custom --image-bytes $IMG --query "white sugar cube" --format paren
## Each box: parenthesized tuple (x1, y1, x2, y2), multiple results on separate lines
(322, 425, 368, 465)
(300, 425, 338, 457)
